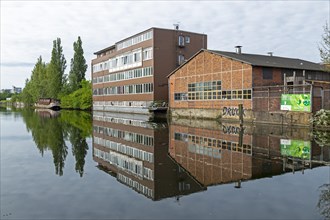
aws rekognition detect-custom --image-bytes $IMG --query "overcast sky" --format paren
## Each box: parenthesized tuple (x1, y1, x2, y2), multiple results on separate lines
(1, 0, 329, 89)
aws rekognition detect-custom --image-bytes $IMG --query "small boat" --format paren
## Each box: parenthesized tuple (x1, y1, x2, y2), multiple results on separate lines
(35, 98, 60, 110)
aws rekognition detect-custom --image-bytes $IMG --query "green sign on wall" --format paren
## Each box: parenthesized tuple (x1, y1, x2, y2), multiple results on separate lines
(280, 94, 311, 112)
(280, 139, 311, 159)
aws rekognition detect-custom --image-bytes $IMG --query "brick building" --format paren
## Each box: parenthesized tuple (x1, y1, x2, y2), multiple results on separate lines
(92, 27, 207, 114)
(168, 48, 328, 124)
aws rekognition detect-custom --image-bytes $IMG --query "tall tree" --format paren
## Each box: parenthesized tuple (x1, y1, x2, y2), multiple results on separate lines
(68, 36, 88, 93)
(47, 38, 67, 98)
(30, 56, 48, 100)
(319, 22, 330, 72)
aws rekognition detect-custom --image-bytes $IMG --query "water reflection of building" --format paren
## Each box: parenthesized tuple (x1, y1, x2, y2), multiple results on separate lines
(92, 111, 205, 201)
(169, 121, 253, 186)
(169, 119, 330, 188)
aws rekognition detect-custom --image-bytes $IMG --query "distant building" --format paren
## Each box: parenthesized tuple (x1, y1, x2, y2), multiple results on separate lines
(1, 86, 22, 94)
(92, 27, 207, 114)
(168, 47, 329, 124)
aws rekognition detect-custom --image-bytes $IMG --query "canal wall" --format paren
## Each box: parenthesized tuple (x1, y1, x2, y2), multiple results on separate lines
(170, 108, 312, 127)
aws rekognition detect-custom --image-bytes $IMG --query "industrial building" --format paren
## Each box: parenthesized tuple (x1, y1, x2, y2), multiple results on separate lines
(168, 47, 329, 125)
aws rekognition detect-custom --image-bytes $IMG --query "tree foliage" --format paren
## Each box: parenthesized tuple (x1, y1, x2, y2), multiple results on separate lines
(47, 38, 67, 98)
(60, 80, 92, 110)
(68, 36, 88, 93)
(319, 22, 330, 72)
(17, 37, 90, 109)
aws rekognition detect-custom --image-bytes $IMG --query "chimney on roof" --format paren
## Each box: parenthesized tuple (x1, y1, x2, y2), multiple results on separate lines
(235, 46, 242, 54)
(267, 52, 273, 56)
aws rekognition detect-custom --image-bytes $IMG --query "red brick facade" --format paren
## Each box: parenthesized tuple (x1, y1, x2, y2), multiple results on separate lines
(169, 51, 253, 110)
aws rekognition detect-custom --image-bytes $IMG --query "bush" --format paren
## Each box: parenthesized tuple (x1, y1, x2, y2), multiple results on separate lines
(60, 80, 92, 110)
(311, 109, 330, 126)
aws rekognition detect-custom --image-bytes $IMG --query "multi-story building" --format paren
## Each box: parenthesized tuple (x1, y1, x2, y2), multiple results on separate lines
(92, 27, 207, 114)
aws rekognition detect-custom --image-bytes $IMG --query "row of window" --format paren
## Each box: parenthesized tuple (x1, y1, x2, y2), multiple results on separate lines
(188, 144, 221, 159)
(93, 114, 150, 129)
(117, 173, 153, 198)
(174, 89, 252, 101)
(189, 89, 252, 100)
(92, 47, 153, 74)
(94, 137, 154, 163)
(117, 30, 153, 51)
(93, 83, 153, 96)
(188, 81, 222, 92)
(94, 125, 154, 146)
(178, 35, 190, 47)
(94, 148, 153, 180)
(93, 101, 153, 108)
(93, 67, 153, 84)
(174, 132, 252, 155)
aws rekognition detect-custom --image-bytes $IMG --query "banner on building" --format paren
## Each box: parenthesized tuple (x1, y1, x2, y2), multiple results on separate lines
(280, 139, 311, 159)
(280, 94, 311, 112)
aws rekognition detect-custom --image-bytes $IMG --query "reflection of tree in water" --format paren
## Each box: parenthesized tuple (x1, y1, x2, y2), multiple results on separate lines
(317, 183, 330, 219)
(313, 130, 330, 147)
(68, 126, 88, 177)
(21, 109, 91, 176)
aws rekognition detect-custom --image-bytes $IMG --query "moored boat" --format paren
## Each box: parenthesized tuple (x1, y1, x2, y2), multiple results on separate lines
(35, 98, 60, 110)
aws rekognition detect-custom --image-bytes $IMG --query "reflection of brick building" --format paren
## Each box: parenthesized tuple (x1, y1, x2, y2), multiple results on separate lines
(169, 120, 329, 187)
(92, 112, 204, 200)
(169, 122, 253, 186)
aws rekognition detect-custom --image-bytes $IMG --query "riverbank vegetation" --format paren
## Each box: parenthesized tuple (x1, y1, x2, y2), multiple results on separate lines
(12, 36, 90, 110)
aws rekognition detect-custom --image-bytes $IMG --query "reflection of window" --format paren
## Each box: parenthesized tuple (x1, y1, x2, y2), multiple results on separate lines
(263, 67, 273, 79)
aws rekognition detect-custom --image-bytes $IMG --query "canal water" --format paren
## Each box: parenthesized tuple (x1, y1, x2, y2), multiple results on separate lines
(1, 108, 329, 219)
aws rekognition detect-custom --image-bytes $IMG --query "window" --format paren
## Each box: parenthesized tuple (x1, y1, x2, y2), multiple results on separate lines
(185, 36, 190, 43)
(243, 89, 252, 99)
(174, 93, 187, 101)
(263, 67, 273, 79)
(178, 35, 185, 47)
(143, 47, 153, 60)
(178, 54, 185, 65)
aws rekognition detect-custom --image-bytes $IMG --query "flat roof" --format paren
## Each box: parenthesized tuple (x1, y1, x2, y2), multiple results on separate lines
(94, 27, 206, 55)
(93, 45, 116, 55)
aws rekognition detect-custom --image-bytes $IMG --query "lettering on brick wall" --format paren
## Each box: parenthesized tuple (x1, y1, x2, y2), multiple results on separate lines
(222, 125, 245, 135)
(222, 107, 246, 117)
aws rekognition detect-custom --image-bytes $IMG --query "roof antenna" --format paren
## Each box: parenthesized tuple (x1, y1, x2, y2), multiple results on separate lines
(173, 22, 180, 30)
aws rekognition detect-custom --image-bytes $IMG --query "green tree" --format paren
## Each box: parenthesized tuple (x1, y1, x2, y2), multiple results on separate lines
(68, 36, 88, 93)
(21, 78, 34, 106)
(47, 38, 67, 98)
(30, 56, 48, 101)
(319, 22, 330, 72)
(60, 80, 92, 110)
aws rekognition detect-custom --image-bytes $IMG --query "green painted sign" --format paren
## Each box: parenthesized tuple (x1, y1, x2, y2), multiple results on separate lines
(280, 94, 311, 112)
(280, 139, 311, 159)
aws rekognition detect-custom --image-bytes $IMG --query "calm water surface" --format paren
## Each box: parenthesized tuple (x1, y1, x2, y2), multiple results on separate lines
(1, 108, 329, 219)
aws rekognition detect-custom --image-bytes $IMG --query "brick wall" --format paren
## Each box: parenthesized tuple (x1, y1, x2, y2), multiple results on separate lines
(169, 51, 253, 110)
